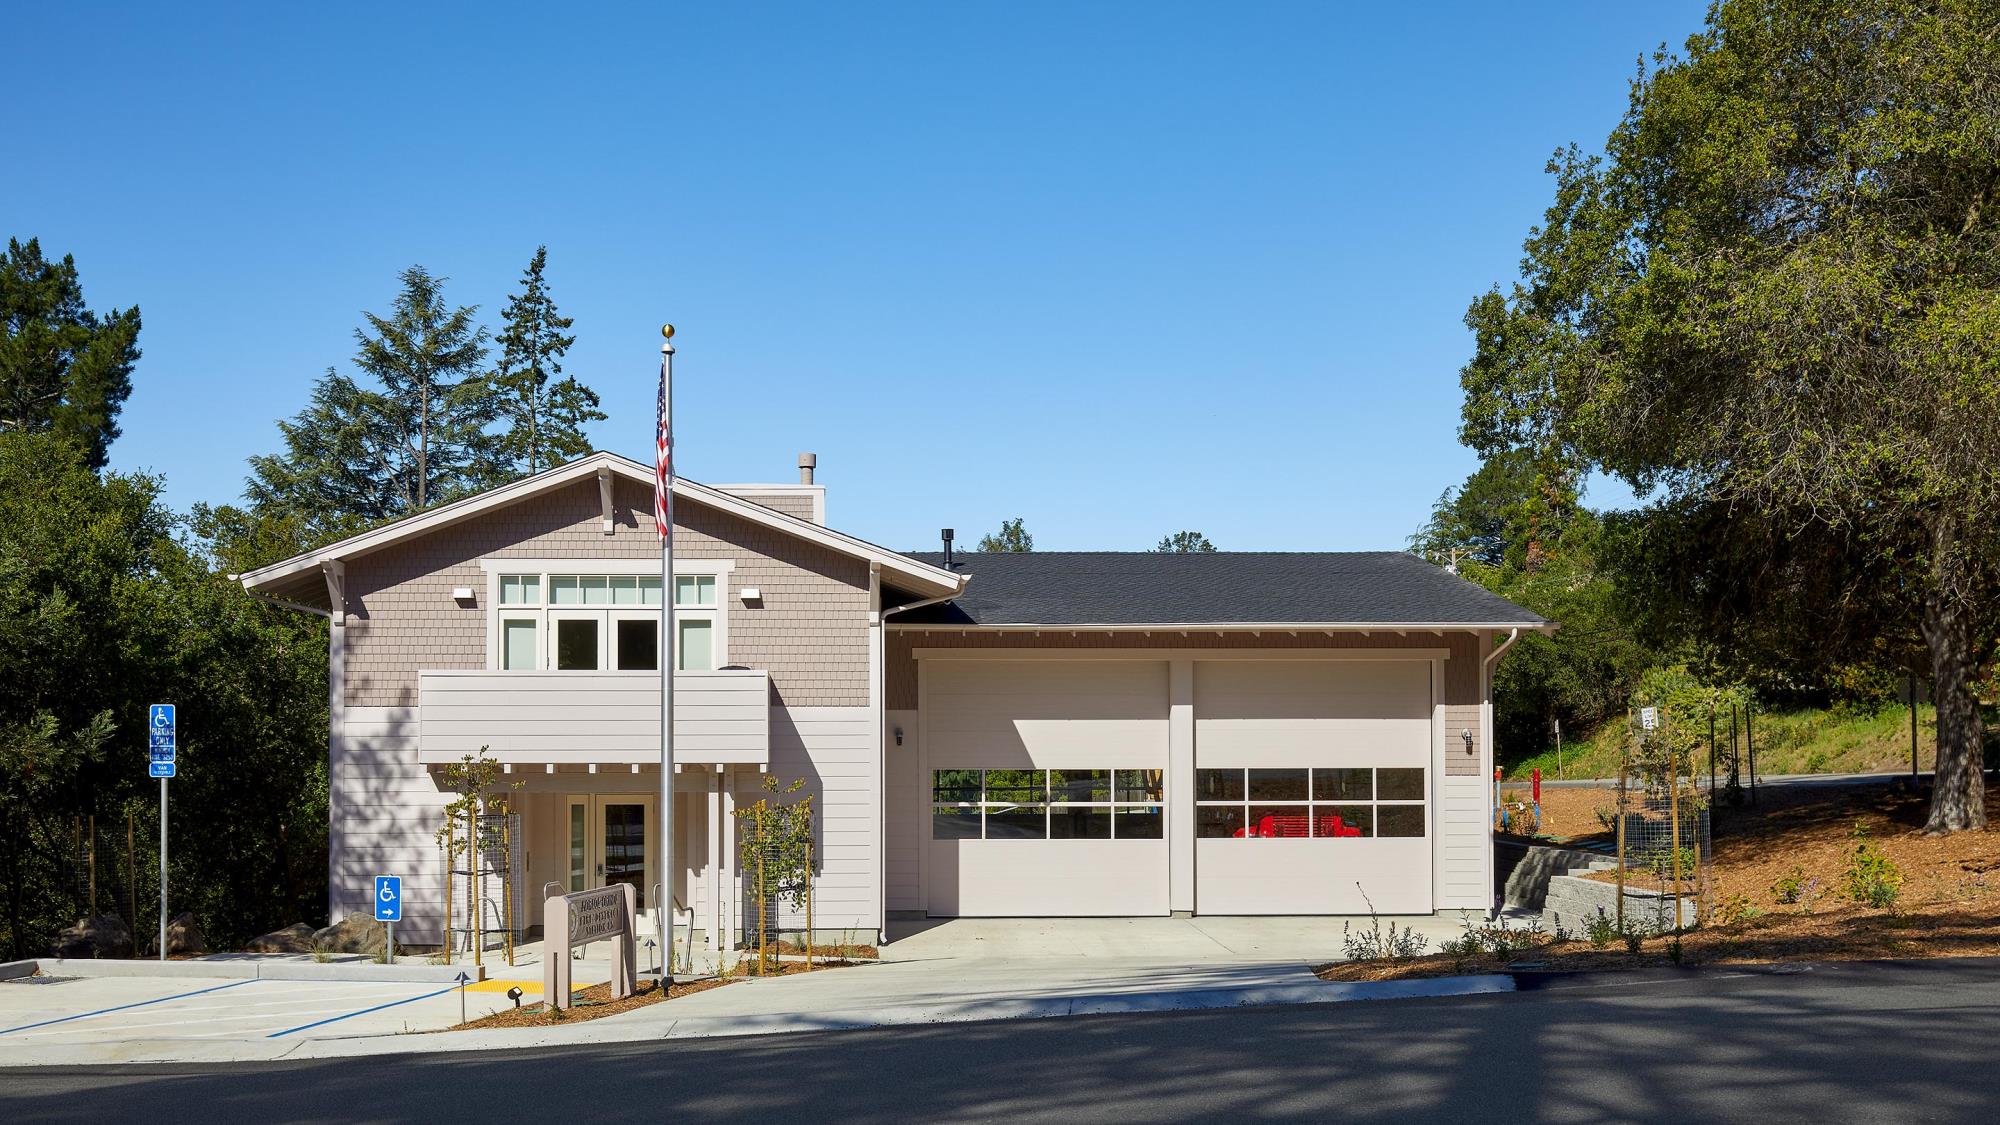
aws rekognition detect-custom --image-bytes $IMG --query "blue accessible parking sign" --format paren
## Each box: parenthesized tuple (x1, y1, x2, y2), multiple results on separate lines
(374, 875, 402, 922)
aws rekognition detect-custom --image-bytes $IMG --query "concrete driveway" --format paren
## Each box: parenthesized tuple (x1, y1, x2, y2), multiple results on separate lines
(881, 914, 1483, 962)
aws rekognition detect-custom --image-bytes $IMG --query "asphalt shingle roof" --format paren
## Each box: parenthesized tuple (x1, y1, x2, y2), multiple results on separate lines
(892, 551, 1548, 628)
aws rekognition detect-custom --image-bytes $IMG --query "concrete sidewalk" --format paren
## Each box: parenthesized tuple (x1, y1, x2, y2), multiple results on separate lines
(0, 915, 1527, 1066)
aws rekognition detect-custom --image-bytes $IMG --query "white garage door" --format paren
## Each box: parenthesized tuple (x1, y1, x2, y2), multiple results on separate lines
(925, 660, 1169, 916)
(1194, 660, 1434, 915)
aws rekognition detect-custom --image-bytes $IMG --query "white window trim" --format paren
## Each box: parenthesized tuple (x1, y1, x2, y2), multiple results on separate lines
(483, 560, 734, 671)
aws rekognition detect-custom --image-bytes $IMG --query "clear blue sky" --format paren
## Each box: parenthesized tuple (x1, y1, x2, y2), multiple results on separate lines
(11, 2, 1705, 553)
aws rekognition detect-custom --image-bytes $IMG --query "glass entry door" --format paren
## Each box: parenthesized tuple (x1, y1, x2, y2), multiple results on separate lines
(565, 796, 653, 901)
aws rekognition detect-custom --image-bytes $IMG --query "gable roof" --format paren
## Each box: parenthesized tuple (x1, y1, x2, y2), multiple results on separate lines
(237, 451, 966, 608)
(891, 551, 1551, 630)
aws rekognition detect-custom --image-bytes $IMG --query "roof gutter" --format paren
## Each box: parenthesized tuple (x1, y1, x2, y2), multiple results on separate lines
(1483, 627, 1523, 670)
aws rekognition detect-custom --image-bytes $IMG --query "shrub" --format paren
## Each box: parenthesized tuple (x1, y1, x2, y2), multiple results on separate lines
(1340, 917, 1430, 962)
(1585, 909, 1618, 950)
(1771, 867, 1808, 905)
(1843, 822, 1904, 910)
(1712, 894, 1760, 927)
(1340, 886, 1431, 962)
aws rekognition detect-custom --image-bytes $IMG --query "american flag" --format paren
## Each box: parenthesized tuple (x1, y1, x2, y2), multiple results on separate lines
(655, 351, 673, 541)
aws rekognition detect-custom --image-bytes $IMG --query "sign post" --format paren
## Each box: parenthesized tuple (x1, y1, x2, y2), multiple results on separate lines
(544, 884, 638, 1010)
(148, 704, 176, 961)
(375, 875, 403, 963)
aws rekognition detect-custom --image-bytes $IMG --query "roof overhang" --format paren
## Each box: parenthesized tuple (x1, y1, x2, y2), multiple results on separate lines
(886, 621, 1558, 633)
(238, 451, 965, 609)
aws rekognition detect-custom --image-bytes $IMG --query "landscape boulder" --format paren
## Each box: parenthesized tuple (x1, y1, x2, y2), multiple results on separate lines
(52, 915, 134, 960)
(312, 912, 387, 956)
(245, 922, 317, 954)
(163, 911, 208, 956)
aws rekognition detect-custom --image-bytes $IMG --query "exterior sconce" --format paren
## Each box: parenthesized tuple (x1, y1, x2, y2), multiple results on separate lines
(451, 587, 475, 604)
(738, 587, 762, 603)
(894, 727, 905, 746)
(1461, 728, 1476, 754)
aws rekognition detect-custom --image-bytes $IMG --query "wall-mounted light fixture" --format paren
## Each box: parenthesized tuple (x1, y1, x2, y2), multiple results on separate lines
(894, 726, 904, 746)
(451, 586, 475, 603)
(1461, 728, 1476, 754)
(738, 587, 762, 603)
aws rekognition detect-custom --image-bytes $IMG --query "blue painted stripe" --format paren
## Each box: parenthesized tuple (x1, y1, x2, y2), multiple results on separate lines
(0, 978, 259, 1035)
(266, 983, 461, 1038)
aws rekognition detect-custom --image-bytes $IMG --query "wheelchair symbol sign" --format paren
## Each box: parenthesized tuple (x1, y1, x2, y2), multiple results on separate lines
(374, 875, 402, 922)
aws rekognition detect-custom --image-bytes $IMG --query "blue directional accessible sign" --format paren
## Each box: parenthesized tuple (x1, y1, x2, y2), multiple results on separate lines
(149, 760, 176, 778)
(374, 875, 403, 923)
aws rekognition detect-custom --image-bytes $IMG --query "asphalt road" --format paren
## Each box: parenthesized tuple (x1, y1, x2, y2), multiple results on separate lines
(4, 959, 1998, 1124)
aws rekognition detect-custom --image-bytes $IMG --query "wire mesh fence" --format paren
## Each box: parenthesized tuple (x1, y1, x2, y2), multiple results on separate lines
(441, 810, 523, 962)
(1611, 779, 1711, 930)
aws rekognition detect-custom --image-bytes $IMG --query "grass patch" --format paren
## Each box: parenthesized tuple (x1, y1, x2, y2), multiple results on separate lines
(1503, 702, 1986, 781)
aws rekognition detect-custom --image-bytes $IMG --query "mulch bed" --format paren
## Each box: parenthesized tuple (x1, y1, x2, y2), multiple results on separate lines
(1323, 778, 2000, 983)
(727, 958, 868, 977)
(448, 977, 732, 1030)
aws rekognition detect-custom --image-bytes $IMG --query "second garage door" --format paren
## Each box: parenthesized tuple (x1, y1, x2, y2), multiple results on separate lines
(924, 659, 1169, 916)
(1193, 659, 1435, 915)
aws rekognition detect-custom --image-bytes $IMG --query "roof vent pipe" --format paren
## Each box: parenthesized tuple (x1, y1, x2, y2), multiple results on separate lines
(941, 528, 955, 569)
(798, 452, 816, 485)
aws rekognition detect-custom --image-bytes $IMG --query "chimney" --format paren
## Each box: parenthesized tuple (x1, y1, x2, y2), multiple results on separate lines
(798, 452, 817, 485)
(941, 528, 955, 569)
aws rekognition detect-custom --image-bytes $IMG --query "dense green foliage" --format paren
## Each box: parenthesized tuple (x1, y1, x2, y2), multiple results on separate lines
(977, 517, 1034, 552)
(247, 266, 495, 533)
(0, 238, 141, 469)
(248, 259, 605, 538)
(1153, 531, 1217, 553)
(0, 434, 328, 959)
(1456, 0, 1999, 830)
(490, 247, 600, 477)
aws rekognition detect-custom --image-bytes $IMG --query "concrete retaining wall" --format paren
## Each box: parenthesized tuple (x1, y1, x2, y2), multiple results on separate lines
(1494, 839, 1615, 910)
(1541, 874, 1699, 931)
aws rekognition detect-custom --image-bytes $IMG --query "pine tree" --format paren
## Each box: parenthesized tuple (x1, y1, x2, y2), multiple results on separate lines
(249, 266, 491, 530)
(489, 247, 599, 478)
(244, 368, 399, 539)
(0, 238, 142, 469)
(355, 266, 493, 510)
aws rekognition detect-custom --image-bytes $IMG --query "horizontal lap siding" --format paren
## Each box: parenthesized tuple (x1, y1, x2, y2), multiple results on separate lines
(416, 670, 769, 761)
(334, 708, 451, 943)
(748, 706, 879, 931)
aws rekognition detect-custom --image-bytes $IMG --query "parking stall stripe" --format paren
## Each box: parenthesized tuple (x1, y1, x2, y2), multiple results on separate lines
(0, 979, 260, 1036)
(266, 984, 461, 1038)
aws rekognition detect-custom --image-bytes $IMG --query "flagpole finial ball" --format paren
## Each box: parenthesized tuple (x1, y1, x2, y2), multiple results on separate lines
(660, 324, 676, 340)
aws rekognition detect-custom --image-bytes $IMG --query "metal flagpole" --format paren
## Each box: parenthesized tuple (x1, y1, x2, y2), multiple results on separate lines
(657, 324, 677, 985)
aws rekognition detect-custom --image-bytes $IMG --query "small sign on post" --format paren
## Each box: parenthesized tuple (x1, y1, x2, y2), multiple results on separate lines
(544, 883, 638, 1010)
(148, 704, 176, 962)
(375, 875, 402, 962)
(1640, 706, 1660, 732)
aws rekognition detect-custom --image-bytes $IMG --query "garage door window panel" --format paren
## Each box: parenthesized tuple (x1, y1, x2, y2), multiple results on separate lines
(1377, 805, 1425, 837)
(1247, 768, 1308, 801)
(1198, 767, 1426, 839)
(934, 769, 1166, 840)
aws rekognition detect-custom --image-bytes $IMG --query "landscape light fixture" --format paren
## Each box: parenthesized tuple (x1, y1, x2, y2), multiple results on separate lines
(506, 986, 523, 1009)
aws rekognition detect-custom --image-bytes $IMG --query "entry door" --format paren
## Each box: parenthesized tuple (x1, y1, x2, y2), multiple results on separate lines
(564, 796, 653, 902)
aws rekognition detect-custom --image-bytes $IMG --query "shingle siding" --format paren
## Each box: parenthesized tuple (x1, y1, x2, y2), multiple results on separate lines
(343, 477, 869, 708)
